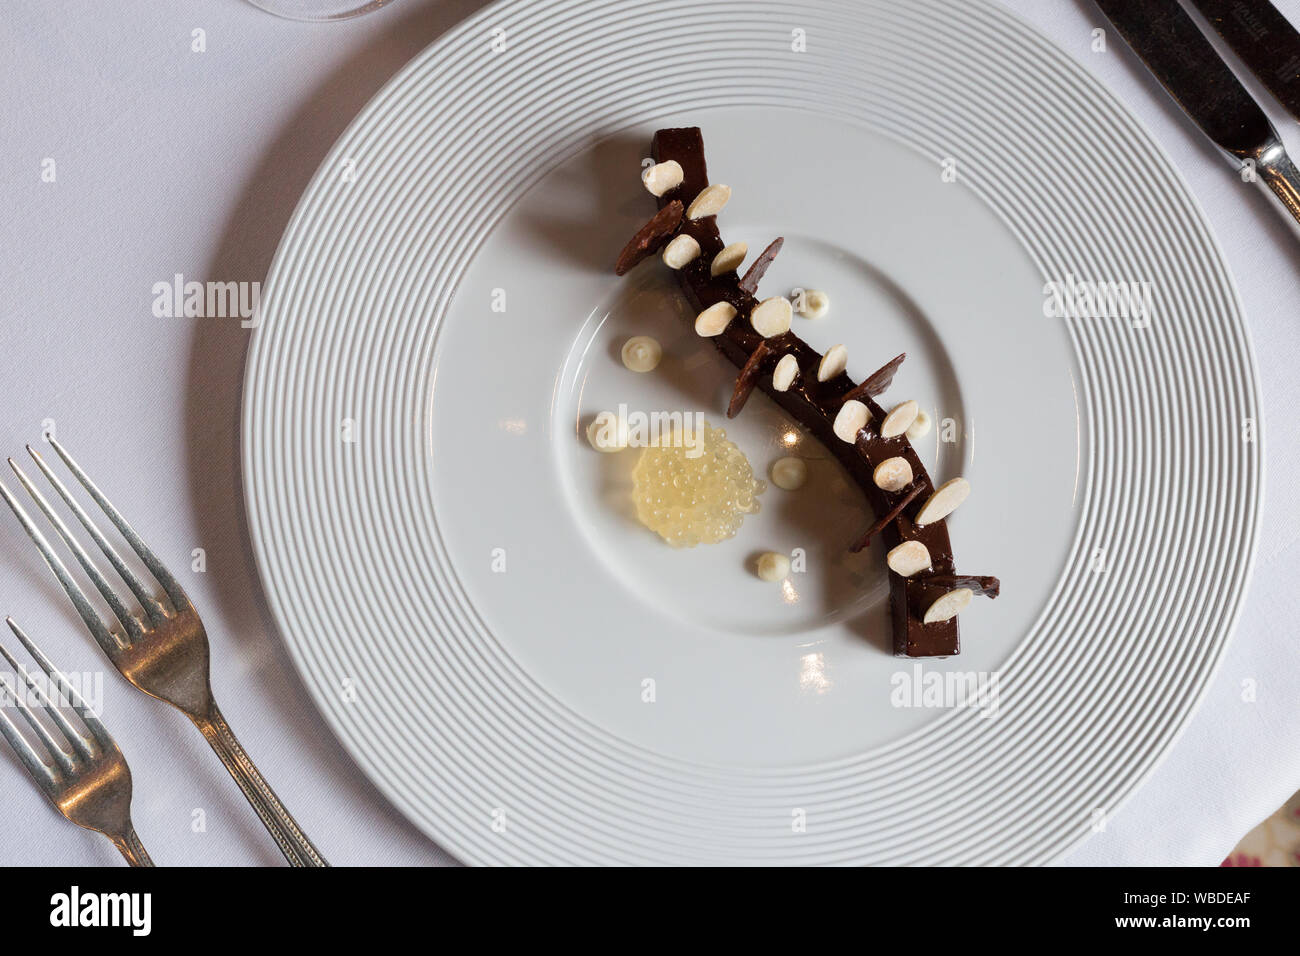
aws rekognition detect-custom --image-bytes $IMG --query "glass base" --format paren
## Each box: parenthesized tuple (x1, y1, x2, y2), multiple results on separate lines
(243, 0, 395, 22)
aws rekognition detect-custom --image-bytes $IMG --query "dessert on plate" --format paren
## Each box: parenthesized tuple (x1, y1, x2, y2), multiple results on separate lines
(613, 127, 999, 658)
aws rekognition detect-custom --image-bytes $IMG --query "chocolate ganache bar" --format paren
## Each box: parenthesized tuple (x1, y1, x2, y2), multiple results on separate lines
(614, 127, 999, 657)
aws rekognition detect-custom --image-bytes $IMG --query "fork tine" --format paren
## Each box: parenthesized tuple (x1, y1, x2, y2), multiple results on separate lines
(0, 665, 74, 776)
(0, 621, 95, 760)
(0, 479, 128, 659)
(6, 618, 113, 752)
(42, 439, 189, 612)
(26, 446, 170, 624)
(0, 687, 57, 793)
(8, 458, 145, 642)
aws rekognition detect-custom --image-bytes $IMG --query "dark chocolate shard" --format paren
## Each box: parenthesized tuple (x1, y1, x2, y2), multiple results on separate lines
(849, 484, 924, 552)
(737, 238, 783, 295)
(915, 574, 1000, 598)
(727, 339, 773, 418)
(841, 352, 906, 404)
(614, 200, 683, 275)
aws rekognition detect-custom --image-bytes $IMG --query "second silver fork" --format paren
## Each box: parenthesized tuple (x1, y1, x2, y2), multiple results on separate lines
(0, 618, 152, 866)
(0, 438, 327, 867)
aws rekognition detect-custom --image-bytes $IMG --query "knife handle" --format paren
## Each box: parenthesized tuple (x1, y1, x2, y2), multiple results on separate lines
(1255, 137, 1300, 233)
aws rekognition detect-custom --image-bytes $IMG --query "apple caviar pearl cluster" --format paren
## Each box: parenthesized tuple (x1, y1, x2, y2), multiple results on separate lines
(632, 424, 765, 547)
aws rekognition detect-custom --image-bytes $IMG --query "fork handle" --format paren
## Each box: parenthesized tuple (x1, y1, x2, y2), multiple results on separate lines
(194, 703, 329, 867)
(111, 827, 154, 867)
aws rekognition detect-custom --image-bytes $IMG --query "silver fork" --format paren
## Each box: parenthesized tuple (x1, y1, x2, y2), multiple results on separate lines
(0, 617, 153, 865)
(0, 438, 327, 867)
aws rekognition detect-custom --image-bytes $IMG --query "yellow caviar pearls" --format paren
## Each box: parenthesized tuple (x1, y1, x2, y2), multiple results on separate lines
(632, 423, 765, 547)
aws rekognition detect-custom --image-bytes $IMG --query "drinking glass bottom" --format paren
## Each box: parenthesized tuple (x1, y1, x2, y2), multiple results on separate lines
(244, 0, 395, 21)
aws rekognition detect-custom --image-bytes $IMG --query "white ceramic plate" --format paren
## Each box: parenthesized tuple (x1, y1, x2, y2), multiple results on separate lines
(243, 0, 1263, 864)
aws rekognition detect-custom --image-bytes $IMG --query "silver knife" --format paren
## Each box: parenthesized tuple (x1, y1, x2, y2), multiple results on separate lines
(1095, 0, 1300, 231)
(1190, 0, 1300, 122)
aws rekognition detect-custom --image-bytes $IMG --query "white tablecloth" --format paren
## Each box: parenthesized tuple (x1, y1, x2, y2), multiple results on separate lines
(2, 0, 1297, 866)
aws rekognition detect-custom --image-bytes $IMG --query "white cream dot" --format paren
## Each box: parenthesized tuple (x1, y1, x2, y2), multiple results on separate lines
(586, 413, 627, 452)
(798, 289, 830, 319)
(770, 457, 807, 491)
(621, 335, 662, 372)
(756, 551, 791, 582)
(907, 409, 933, 440)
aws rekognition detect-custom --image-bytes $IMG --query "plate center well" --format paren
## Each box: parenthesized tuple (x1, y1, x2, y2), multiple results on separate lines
(556, 237, 965, 637)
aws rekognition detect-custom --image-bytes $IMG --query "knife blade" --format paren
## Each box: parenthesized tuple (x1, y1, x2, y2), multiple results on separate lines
(1191, 0, 1300, 123)
(1094, 0, 1300, 232)
(1095, 0, 1276, 157)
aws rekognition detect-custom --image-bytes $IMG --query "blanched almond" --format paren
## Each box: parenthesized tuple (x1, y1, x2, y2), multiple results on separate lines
(642, 160, 683, 197)
(817, 344, 848, 382)
(695, 301, 737, 337)
(711, 242, 747, 276)
(686, 184, 731, 219)
(881, 400, 920, 439)
(873, 456, 913, 492)
(833, 400, 870, 443)
(798, 289, 830, 319)
(772, 354, 799, 391)
(886, 540, 931, 577)
(914, 477, 970, 526)
(662, 234, 700, 269)
(923, 587, 973, 624)
(750, 297, 792, 337)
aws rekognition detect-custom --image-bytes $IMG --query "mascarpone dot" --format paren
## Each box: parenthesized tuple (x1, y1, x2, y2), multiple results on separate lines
(907, 409, 933, 440)
(798, 289, 830, 319)
(756, 551, 791, 582)
(770, 457, 807, 491)
(586, 413, 627, 452)
(621, 335, 662, 372)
